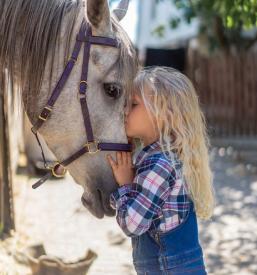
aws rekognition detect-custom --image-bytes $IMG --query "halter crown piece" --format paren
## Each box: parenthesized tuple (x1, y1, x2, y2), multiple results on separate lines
(31, 19, 132, 189)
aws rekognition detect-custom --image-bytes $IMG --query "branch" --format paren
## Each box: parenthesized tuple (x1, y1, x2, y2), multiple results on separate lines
(213, 15, 229, 54)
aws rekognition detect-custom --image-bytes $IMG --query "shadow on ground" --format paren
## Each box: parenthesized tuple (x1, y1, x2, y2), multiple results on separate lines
(199, 146, 257, 275)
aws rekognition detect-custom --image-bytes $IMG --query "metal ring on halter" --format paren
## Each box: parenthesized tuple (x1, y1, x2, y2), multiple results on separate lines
(84, 140, 100, 154)
(51, 162, 67, 178)
(38, 106, 52, 121)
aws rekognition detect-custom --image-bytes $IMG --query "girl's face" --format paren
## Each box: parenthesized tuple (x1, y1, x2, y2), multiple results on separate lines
(124, 89, 159, 146)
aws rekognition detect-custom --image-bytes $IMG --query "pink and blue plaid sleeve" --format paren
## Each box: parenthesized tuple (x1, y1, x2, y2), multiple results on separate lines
(110, 158, 176, 237)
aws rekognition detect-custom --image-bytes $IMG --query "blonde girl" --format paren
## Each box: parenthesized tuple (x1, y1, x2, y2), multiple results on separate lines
(107, 66, 215, 275)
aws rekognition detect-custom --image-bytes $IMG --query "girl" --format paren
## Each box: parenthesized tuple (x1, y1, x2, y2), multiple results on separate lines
(106, 66, 215, 275)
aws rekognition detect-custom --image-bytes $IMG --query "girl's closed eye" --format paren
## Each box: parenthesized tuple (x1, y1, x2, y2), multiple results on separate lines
(124, 100, 137, 109)
(131, 101, 138, 107)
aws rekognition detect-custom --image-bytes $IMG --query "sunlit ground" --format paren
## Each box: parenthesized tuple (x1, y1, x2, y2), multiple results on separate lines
(199, 146, 257, 275)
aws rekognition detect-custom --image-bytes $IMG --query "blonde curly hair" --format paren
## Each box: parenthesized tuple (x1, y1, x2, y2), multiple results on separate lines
(129, 66, 216, 220)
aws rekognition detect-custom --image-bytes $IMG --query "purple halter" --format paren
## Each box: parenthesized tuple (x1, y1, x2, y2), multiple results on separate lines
(31, 19, 132, 189)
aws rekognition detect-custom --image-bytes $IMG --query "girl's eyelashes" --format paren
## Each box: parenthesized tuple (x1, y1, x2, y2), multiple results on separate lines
(130, 103, 137, 109)
(124, 98, 138, 109)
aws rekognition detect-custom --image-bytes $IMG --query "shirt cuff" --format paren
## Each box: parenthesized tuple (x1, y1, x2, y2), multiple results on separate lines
(110, 183, 139, 209)
(112, 183, 133, 199)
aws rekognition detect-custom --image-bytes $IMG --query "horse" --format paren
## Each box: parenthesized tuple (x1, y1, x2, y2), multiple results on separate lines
(0, 0, 138, 219)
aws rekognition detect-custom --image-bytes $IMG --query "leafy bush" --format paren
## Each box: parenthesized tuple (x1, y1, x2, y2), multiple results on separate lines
(155, 0, 257, 52)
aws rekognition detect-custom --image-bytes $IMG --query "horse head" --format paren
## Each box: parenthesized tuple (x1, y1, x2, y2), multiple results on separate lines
(0, 0, 138, 218)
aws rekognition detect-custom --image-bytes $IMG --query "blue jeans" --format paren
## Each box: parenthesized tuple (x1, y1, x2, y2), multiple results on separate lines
(131, 200, 207, 274)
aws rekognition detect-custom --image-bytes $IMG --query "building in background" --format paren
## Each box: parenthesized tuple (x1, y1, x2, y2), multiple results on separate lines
(135, 0, 198, 67)
(136, 0, 199, 47)
(111, 0, 199, 69)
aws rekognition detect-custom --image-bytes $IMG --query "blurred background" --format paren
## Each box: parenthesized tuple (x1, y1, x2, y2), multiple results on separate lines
(0, 0, 257, 274)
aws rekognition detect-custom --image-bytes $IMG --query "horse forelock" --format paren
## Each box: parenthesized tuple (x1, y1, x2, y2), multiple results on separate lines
(0, 0, 81, 110)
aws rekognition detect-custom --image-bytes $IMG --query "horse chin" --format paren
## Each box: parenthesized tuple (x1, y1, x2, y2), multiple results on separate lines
(81, 189, 115, 219)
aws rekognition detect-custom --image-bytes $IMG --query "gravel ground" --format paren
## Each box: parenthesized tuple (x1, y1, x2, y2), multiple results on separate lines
(0, 145, 257, 275)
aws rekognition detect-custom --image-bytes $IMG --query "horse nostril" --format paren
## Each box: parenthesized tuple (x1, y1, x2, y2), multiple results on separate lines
(97, 189, 103, 205)
(97, 189, 111, 211)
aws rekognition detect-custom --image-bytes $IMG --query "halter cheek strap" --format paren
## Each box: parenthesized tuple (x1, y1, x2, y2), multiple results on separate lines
(31, 19, 132, 189)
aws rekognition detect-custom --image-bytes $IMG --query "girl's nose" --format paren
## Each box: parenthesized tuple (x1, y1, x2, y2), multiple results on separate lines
(124, 107, 129, 124)
(124, 103, 129, 115)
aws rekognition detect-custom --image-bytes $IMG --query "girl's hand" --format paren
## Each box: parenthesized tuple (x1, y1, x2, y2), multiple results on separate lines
(106, 152, 135, 186)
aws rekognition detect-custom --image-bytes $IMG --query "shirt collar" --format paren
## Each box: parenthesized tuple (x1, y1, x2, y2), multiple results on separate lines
(134, 140, 162, 166)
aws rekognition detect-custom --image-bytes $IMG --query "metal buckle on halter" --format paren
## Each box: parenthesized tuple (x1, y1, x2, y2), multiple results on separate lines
(51, 162, 67, 178)
(39, 106, 52, 121)
(77, 81, 88, 99)
(80, 80, 87, 90)
(85, 140, 100, 154)
(70, 57, 77, 63)
(65, 57, 77, 66)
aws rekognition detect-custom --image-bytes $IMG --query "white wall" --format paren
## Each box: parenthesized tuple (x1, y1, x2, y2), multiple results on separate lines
(136, 0, 198, 55)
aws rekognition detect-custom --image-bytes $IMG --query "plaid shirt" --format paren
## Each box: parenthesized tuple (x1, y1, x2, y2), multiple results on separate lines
(110, 140, 191, 237)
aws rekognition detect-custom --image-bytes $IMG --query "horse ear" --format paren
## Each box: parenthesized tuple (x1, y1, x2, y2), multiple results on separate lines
(112, 0, 130, 21)
(86, 0, 111, 34)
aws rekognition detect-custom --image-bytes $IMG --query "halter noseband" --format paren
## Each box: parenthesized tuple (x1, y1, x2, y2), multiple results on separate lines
(31, 19, 132, 189)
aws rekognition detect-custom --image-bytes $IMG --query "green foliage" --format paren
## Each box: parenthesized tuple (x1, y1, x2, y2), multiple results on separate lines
(155, 0, 257, 52)
(174, 0, 257, 29)
(170, 17, 181, 29)
(152, 25, 166, 36)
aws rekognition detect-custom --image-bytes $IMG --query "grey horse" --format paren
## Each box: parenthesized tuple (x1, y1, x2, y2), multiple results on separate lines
(0, 0, 138, 218)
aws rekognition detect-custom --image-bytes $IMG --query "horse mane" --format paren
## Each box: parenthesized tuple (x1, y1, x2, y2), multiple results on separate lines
(0, 0, 138, 108)
(0, 0, 81, 105)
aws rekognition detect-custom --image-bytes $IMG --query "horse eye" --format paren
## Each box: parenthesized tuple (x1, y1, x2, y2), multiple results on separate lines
(103, 83, 122, 99)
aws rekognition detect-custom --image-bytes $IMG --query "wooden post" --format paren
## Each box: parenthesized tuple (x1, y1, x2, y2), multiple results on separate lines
(0, 73, 15, 238)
